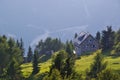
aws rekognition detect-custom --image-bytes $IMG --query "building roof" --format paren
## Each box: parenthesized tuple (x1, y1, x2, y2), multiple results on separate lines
(74, 32, 90, 45)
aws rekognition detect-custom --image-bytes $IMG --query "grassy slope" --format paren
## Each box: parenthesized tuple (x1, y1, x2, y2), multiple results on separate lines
(21, 50, 120, 78)
(75, 51, 120, 76)
(21, 60, 51, 78)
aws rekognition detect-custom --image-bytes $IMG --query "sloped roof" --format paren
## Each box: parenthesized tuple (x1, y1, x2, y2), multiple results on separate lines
(74, 32, 90, 45)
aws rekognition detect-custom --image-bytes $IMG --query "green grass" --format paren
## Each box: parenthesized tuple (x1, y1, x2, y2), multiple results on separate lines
(75, 52, 120, 76)
(75, 53, 95, 75)
(21, 63, 33, 78)
(105, 56, 120, 73)
(21, 50, 120, 78)
(21, 59, 52, 78)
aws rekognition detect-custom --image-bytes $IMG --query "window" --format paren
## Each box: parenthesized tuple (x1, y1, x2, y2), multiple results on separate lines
(89, 39, 92, 42)
(93, 45, 95, 48)
(78, 35, 85, 41)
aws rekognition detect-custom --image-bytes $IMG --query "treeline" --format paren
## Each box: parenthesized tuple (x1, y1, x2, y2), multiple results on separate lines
(95, 26, 120, 55)
(36, 37, 65, 54)
(0, 33, 74, 80)
(26, 26, 120, 80)
(27, 41, 77, 80)
(27, 37, 69, 63)
(28, 50, 120, 80)
(0, 35, 24, 80)
(27, 26, 120, 63)
(86, 50, 120, 80)
(0, 26, 120, 80)
(43, 50, 120, 80)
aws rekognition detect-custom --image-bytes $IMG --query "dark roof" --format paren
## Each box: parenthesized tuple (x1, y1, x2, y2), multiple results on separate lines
(78, 34, 85, 41)
(74, 32, 90, 45)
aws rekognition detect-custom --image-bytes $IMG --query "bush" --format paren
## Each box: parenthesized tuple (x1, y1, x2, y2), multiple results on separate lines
(97, 69, 120, 80)
(114, 42, 120, 56)
(43, 69, 62, 80)
(86, 51, 107, 79)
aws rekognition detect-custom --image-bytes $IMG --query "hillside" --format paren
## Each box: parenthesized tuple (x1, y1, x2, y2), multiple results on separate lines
(21, 50, 120, 79)
(21, 59, 51, 78)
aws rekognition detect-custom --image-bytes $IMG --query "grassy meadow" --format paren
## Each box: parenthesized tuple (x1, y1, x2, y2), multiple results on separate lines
(21, 50, 120, 78)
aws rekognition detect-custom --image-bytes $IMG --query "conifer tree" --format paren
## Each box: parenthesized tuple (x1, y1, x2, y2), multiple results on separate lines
(20, 38, 25, 57)
(96, 31, 101, 43)
(115, 28, 120, 44)
(87, 51, 107, 79)
(27, 46, 33, 62)
(49, 50, 67, 77)
(66, 42, 73, 56)
(62, 57, 75, 78)
(43, 69, 62, 80)
(32, 50, 39, 75)
(74, 33, 78, 38)
(101, 26, 115, 51)
(97, 69, 120, 80)
(2, 35, 7, 40)
(114, 42, 120, 55)
(0, 36, 23, 79)
(0, 36, 9, 76)
(16, 40, 20, 47)
(7, 60, 15, 80)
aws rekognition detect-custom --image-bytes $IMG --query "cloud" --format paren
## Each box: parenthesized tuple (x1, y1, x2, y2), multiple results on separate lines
(32, 8, 38, 15)
(50, 25, 88, 40)
(82, 0, 90, 17)
(30, 30, 50, 47)
(26, 24, 42, 29)
(30, 25, 88, 47)
(7, 33, 16, 39)
(51, 25, 88, 33)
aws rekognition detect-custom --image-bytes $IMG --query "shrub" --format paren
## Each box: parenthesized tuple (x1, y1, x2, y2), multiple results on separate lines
(97, 69, 120, 80)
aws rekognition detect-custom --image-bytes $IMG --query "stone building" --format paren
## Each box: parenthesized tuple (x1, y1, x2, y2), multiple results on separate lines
(73, 32, 99, 55)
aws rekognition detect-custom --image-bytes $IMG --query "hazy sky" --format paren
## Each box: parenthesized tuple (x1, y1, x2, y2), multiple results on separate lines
(0, 0, 120, 54)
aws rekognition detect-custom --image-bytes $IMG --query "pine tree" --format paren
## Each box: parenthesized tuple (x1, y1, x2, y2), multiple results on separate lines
(49, 50, 67, 76)
(74, 33, 78, 38)
(62, 57, 75, 78)
(7, 60, 16, 80)
(16, 39, 20, 47)
(32, 50, 39, 75)
(2, 35, 7, 40)
(97, 69, 120, 80)
(53, 50, 67, 71)
(43, 69, 62, 80)
(27, 46, 33, 62)
(66, 42, 73, 56)
(20, 38, 25, 57)
(0, 36, 23, 79)
(107, 26, 115, 48)
(114, 42, 120, 55)
(115, 28, 120, 44)
(101, 26, 115, 51)
(0, 37, 9, 76)
(95, 31, 101, 48)
(96, 31, 101, 42)
(8, 38, 15, 49)
(87, 50, 107, 79)
(36, 37, 64, 56)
